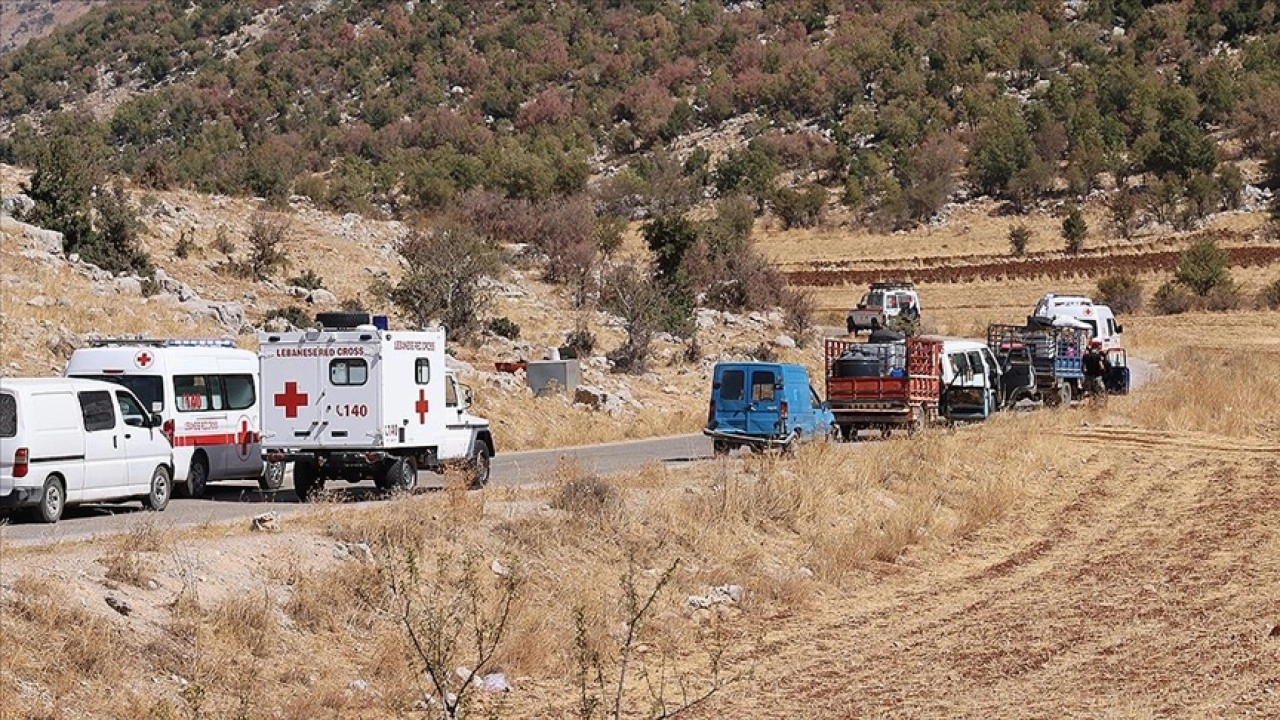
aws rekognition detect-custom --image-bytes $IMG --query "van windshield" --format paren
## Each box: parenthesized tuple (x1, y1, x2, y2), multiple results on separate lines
(865, 291, 884, 308)
(0, 393, 15, 438)
(73, 375, 164, 412)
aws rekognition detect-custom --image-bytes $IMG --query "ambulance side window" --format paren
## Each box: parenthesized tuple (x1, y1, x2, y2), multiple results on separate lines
(330, 359, 368, 386)
(174, 375, 210, 412)
(415, 359, 430, 384)
(223, 375, 255, 410)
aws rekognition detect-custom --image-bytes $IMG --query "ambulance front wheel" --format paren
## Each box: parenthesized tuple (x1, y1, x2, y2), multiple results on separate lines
(468, 440, 491, 489)
(259, 461, 286, 491)
(294, 461, 323, 502)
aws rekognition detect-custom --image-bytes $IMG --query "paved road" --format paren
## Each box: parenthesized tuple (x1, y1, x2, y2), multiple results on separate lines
(0, 434, 713, 544)
(0, 357, 1159, 545)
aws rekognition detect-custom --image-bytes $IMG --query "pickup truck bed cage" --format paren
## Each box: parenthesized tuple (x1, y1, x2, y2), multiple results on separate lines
(824, 337, 942, 436)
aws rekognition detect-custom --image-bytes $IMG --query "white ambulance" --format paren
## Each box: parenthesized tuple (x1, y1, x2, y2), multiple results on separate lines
(258, 313, 494, 500)
(64, 338, 281, 497)
(1031, 293, 1124, 349)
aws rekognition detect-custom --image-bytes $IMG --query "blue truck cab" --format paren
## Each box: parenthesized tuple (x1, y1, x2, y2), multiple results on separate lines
(704, 362, 836, 455)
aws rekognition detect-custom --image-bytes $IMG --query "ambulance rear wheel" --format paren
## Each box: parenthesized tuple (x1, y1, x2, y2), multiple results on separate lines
(467, 441, 491, 489)
(383, 457, 418, 493)
(294, 461, 322, 501)
(178, 455, 208, 499)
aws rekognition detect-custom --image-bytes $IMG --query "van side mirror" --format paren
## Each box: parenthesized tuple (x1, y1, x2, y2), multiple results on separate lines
(1116, 324, 1124, 333)
(463, 386, 474, 408)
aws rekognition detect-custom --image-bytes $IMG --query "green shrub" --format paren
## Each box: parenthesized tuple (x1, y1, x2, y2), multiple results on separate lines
(1152, 281, 1194, 315)
(212, 225, 235, 256)
(1259, 278, 1280, 310)
(563, 327, 596, 358)
(288, 269, 324, 290)
(486, 316, 521, 340)
(245, 213, 291, 280)
(1061, 207, 1087, 255)
(772, 183, 826, 229)
(388, 224, 500, 343)
(1096, 275, 1143, 314)
(1174, 235, 1232, 296)
(1008, 223, 1031, 257)
(265, 306, 312, 329)
(174, 230, 197, 259)
(780, 288, 815, 346)
(1203, 282, 1241, 312)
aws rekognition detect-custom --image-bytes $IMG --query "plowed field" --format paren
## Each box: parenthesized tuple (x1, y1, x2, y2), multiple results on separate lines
(784, 243, 1280, 286)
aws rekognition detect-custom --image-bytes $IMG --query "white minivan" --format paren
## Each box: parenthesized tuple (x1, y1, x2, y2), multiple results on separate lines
(65, 338, 280, 497)
(0, 378, 173, 523)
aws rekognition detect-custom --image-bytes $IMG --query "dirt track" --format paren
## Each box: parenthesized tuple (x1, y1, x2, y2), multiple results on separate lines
(691, 428, 1280, 718)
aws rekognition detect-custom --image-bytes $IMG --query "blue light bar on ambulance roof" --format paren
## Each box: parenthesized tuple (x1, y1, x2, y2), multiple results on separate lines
(164, 338, 237, 347)
(88, 337, 237, 348)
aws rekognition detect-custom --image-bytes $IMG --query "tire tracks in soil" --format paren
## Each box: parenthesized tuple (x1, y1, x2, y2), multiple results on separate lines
(693, 433, 1280, 718)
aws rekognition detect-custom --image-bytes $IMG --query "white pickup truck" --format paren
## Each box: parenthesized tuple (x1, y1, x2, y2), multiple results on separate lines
(846, 282, 920, 334)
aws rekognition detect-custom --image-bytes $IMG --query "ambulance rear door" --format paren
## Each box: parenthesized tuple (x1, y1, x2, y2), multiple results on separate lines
(318, 340, 382, 448)
(259, 339, 327, 448)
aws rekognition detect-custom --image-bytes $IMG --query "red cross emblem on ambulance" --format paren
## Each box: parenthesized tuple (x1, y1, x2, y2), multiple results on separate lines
(134, 351, 153, 369)
(274, 381, 309, 419)
(236, 417, 254, 460)
(415, 388, 429, 424)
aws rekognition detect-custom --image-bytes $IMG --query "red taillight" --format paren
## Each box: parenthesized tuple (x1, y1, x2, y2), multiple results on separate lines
(161, 419, 175, 444)
(365, 452, 381, 463)
(780, 401, 789, 420)
(13, 447, 28, 478)
(267, 452, 286, 462)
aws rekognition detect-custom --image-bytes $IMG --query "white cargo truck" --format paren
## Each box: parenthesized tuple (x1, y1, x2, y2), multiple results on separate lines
(258, 313, 494, 500)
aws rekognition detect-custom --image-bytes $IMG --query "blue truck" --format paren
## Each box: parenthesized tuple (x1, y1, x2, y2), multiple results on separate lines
(987, 320, 1106, 405)
(704, 362, 837, 455)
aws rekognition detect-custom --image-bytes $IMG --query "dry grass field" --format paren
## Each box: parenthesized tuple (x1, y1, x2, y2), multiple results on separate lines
(3, 307, 1280, 719)
(5, 160, 1280, 717)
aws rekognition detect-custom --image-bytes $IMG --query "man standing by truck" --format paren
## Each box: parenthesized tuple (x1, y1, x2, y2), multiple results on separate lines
(1082, 339, 1111, 399)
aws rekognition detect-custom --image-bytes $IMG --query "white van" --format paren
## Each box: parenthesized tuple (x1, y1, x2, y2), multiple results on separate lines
(1032, 294, 1124, 349)
(0, 378, 173, 523)
(65, 338, 279, 497)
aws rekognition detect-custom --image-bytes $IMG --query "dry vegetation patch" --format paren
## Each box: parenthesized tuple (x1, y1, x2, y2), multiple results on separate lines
(5, 331, 1280, 717)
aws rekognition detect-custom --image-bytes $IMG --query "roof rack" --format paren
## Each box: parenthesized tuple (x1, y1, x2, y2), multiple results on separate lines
(88, 338, 237, 348)
(870, 281, 916, 290)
